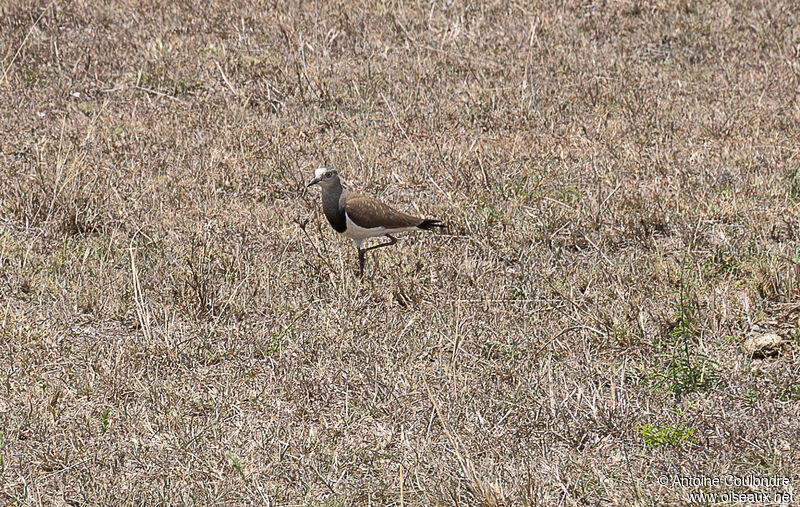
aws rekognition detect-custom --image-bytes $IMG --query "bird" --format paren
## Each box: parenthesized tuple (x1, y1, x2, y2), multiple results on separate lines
(306, 167, 442, 277)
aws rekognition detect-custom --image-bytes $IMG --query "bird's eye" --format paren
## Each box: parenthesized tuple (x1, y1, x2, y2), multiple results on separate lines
(325, 171, 332, 178)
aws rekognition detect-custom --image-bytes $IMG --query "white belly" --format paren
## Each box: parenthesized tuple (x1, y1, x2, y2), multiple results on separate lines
(344, 213, 416, 242)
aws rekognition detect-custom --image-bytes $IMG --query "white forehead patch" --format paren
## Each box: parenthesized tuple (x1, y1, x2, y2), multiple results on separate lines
(314, 167, 328, 179)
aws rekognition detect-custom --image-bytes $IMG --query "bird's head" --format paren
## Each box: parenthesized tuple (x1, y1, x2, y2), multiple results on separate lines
(306, 167, 340, 188)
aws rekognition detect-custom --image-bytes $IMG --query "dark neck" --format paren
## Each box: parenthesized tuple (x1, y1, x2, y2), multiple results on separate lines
(321, 182, 346, 233)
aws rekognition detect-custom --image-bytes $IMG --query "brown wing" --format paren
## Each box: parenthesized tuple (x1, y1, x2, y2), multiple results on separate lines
(345, 193, 424, 229)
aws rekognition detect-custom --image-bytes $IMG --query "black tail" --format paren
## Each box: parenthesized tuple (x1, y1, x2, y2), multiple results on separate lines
(418, 219, 444, 230)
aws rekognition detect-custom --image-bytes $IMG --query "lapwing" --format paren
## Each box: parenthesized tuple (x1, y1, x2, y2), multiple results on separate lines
(306, 167, 442, 277)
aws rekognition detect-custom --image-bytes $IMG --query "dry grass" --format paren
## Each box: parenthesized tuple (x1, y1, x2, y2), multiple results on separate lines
(1, 0, 799, 504)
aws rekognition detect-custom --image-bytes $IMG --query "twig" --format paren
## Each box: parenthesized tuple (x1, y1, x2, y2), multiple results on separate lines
(296, 219, 336, 273)
(543, 275, 606, 336)
(598, 182, 622, 211)
(132, 85, 184, 103)
(84, 97, 111, 143)
(129, 238, 154, 342)
(584, 235, 614, 268)
(380, 92, 424, 170)
(522, 17, 539, 109)
(443, 298, 558, 304)
(422, 379, 503, 503)
(40, 457, 91, 481)
(0, 0, 55, 88)
(310, 463, 337, 495)
(215, 60, 238, 95)
(422, 379, 468, 476)
(490, 408, 514, 434)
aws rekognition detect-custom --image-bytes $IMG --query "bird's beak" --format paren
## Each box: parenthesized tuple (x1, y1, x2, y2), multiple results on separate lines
(306, 177, 321, 187)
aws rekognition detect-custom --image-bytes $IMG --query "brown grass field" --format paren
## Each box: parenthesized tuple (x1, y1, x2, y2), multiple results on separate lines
(1, 0, 799, 505)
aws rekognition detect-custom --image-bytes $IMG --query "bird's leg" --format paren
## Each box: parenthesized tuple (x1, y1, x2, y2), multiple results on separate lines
(362, 235, 397, 253)
(357, 248, 366, 278)
(357, 236, 397, 277)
